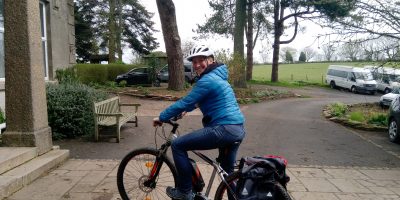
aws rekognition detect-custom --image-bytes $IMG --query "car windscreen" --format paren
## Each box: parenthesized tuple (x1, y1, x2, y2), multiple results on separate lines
(354, 72, 374, 81)
(392, 87, 400, 94)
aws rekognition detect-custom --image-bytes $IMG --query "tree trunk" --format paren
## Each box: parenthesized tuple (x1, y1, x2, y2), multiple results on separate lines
(246, 0, 253, 81)
(233, 0, 247, 88)
(156, 0, 184, 91)
(108, 0, 116, 63)
(271, 0, 282, 82)
(116, 0, 123, 62)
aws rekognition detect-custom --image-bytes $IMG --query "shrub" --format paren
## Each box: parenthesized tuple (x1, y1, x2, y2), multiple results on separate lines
(46, 82, 108, 140)
(328, 102, 348, 117)
(75, 63, 138, 85)
(55, 67, 79, 84)
(349, 112, 365, 122)
(368, 113, 388, 126)
(119, 80, 127, 87)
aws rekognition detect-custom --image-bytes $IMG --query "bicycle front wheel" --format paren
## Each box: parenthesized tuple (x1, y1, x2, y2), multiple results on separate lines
(117, 148, 177, 200)
(214, 172, 292, 200)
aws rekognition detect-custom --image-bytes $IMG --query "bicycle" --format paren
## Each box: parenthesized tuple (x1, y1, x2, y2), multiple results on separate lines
(117, 119, 291, 200)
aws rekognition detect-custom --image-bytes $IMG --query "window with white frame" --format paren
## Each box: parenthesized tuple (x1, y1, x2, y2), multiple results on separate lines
(0, 0, 49, 79)
(39, 1, 49, 79)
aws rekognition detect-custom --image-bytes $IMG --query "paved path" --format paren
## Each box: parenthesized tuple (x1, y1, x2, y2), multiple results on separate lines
(7, 159, 400, 200)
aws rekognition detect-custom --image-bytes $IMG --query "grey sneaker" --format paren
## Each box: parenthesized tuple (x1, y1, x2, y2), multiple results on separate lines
(166, 186, 194, 200)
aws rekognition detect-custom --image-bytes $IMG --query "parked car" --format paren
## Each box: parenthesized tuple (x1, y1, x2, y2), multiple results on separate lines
(157, 61, 197, 83)
(388, 96, 400, 143)
(326, 65, 377, 94)
(115, 67, 160, 86)
(379, 87, 400, 108)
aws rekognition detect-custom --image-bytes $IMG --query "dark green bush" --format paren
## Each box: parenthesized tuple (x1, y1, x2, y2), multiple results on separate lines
(46, 82, 108, 140)
(75, 64, 138, 85)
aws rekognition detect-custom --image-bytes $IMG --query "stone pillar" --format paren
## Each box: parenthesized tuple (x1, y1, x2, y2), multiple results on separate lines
(2, 0, 52, 155)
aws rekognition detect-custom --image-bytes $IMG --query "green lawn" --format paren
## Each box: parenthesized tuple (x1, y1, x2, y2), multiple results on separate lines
(252, 62, 366, 84)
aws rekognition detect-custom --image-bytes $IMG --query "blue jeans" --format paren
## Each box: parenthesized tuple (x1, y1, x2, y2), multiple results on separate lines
(171, 124, 246, 193)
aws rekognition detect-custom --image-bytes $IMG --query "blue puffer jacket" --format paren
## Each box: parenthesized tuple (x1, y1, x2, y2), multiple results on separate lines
(159, 63, 244, 127)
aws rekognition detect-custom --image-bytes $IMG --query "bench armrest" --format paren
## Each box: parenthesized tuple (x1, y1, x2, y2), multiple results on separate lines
(96, 113, 123, 117)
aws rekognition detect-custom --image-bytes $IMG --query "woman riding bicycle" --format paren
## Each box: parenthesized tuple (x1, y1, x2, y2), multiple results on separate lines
(153, 44, 246, 200)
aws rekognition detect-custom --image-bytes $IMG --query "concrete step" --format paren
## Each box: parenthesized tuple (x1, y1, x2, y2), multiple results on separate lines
(0, 148, 69, 199)
(0, 147, 37, 175)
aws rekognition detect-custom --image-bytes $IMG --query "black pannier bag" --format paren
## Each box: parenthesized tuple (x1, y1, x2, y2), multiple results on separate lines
(235, 155, 290, 200)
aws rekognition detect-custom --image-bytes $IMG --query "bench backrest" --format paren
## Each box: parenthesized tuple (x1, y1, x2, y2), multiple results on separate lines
(94, 96, 120, 121)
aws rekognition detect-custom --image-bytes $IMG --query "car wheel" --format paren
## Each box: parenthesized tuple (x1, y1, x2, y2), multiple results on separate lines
(330, 81, 336, 89)
(351, 86, 357, 94)
(384, 88, 391, 94)
(389, 118, 400, 143)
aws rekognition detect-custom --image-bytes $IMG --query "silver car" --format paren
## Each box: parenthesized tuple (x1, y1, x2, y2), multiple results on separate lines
(157, 61, 196, 83)
(379, 87, 400, 108)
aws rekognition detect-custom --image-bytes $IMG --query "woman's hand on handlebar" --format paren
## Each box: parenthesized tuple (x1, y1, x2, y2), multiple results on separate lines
(153, 117, 163, 127)
(153, 112, 186, 126)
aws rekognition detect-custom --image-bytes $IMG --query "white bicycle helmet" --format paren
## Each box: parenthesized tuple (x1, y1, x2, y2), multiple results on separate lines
(186, 45, 214, 61)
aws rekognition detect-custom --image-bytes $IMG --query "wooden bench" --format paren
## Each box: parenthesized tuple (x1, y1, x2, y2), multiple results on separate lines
(94, 96, 140, 142)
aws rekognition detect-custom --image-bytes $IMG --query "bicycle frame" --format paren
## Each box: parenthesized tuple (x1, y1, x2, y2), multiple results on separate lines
(146, 120, 237, 199)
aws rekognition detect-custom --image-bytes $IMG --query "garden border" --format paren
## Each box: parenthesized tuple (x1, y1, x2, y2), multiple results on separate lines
(323, 104, 387, 132)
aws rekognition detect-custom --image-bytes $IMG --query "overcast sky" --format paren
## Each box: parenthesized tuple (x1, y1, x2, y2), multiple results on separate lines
(126, 0, 325, 63)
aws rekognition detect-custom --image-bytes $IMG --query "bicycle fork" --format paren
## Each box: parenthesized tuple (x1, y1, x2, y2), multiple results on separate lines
(144, 145, 170, 188)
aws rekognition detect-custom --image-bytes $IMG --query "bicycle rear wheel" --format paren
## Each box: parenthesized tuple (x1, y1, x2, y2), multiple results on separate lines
(214, 172, 292, 200)
(117, 148, 177, 200)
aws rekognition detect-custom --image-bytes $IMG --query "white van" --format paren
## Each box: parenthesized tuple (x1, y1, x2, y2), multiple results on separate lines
(364, 66, 400, 93)
(326, 65, 377, 94)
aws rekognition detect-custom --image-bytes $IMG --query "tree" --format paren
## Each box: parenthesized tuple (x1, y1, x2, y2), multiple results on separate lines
(270, 0, 356, 82)
(322, 44, 335, 61)
(280, 46, 297, 62)
(299, 51, 306, 62)
(303, 47, 316, 62)
(285, 50, 294, 63)
(196, 0, 271, 81)
(259, 40, 271, 64)
(329, 0, 400, 41)
(156, 0, 185, 91)
(108, 0, 117, 63)
(232, 0, 247, 88)
(74, 0, 159, 61)
(181, 40, 195, 58)
(74, 1, 98, 63)
(340, 40, 361, 61)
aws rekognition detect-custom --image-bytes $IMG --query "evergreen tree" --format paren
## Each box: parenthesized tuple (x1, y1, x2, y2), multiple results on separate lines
(74, 1, 97, 63)
(299, 52, 306, 62)
(74, 0, 159, 61)
(285, 51, 293, 63)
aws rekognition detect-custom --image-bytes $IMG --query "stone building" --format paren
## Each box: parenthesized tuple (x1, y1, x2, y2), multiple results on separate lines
(0, 0, 76, 111)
